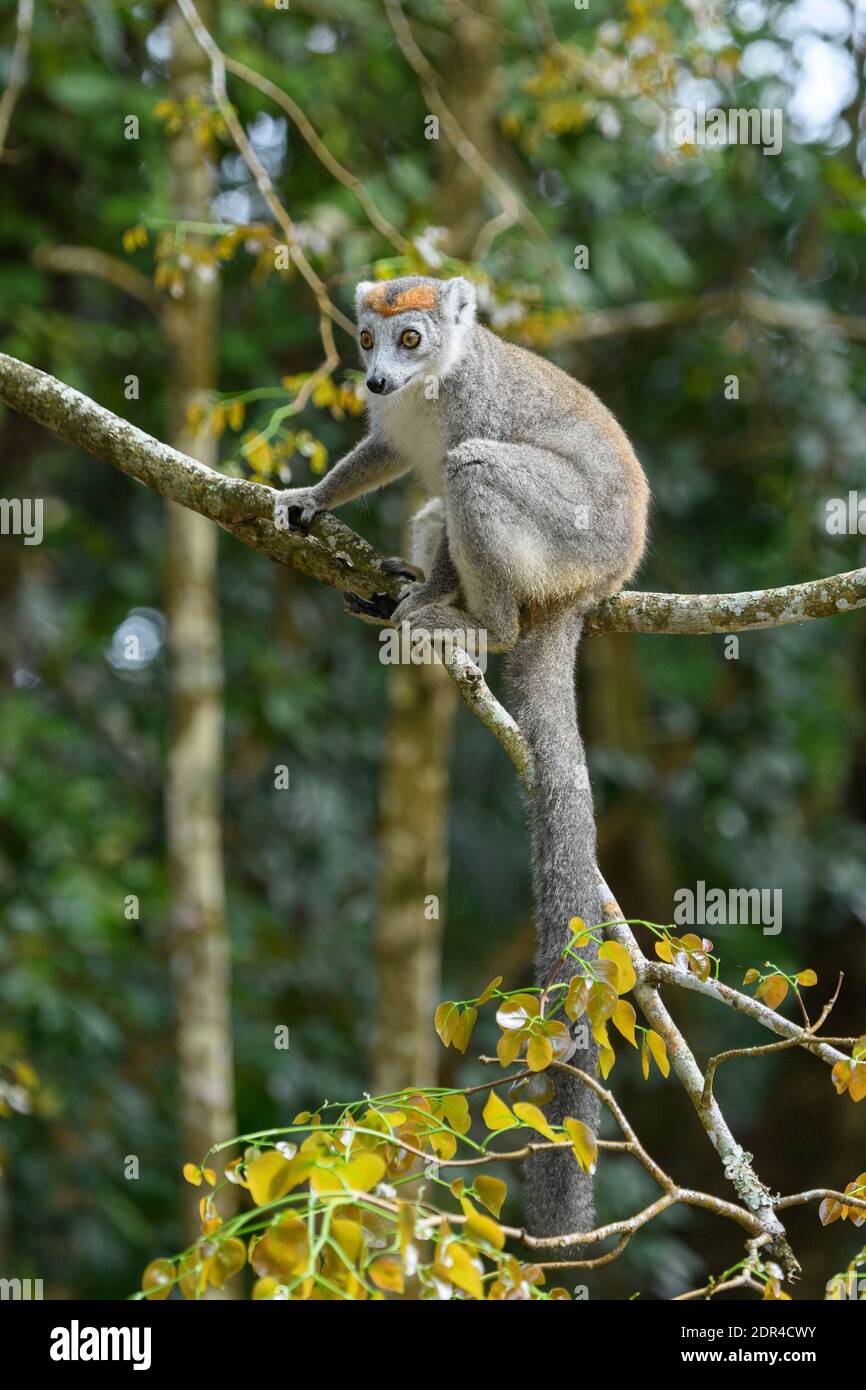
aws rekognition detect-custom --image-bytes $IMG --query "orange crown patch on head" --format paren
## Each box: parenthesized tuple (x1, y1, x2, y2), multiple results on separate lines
(364, 284, 439, 316)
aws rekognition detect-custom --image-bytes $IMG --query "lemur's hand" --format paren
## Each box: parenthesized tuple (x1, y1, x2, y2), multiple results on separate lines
(273, 486, 322, 533)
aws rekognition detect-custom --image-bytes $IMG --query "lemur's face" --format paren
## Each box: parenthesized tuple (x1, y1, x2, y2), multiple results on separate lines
(354, 276, 476, 397)
(356, 310, 446, 396)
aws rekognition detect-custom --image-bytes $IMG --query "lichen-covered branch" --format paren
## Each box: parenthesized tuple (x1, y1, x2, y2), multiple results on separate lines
(588, 568, 866, 636)
(3, 353, 863, 646)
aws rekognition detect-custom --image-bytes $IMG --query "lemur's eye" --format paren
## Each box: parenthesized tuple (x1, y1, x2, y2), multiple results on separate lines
(359, 329, 373, 350)
(400, 329, 421, 349)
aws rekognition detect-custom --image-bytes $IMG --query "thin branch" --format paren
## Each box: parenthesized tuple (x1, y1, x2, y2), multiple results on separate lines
(774, 1188, 866, 1215)
(674, 1234, 771, 1301)
(548, 287, 866, 347)
(0, 0, 33, 161)
(382, 0, 560, 268)
(598, 882, 798, 1274)
(32, 244, 162, 315)
(176, 0, 351, 411)
(222, 55, 411, 257)
(644, 959, 849, 1070)
(701, 977, 844, 1105)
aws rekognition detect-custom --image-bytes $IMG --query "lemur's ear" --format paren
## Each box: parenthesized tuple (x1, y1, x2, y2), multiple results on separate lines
(442, 276, 477, 326)
(354, 280, 375, 316)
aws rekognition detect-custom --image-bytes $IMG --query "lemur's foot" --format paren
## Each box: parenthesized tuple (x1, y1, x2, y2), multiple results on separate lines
(273, 486, 321, 533)
(380, 556, 425, 584)
(342, 590, 399, 620)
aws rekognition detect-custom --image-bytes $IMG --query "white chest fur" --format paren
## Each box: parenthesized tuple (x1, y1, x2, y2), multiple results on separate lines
(372, 382, 447, 497)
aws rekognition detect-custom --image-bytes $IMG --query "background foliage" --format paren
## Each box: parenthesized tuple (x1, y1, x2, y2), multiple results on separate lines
(1, 0, 865, 1298)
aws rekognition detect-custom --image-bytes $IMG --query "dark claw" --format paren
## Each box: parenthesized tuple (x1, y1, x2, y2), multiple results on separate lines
(287, 505, 311, 534)
(343, 590, 399, 619)
(380, 556, 424, 583)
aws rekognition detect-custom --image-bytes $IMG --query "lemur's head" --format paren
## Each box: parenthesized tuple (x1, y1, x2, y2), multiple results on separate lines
(354, 274, 476, 397)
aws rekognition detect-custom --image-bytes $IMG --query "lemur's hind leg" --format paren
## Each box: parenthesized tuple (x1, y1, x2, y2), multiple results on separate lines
(379, 496, 447, 585)
(410, 497, 446, 575)
(394, 481, 520, 652)
(444, 437, 630, 615)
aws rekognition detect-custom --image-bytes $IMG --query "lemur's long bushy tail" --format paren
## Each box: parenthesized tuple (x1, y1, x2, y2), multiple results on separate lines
(505, 606, 603, 1248)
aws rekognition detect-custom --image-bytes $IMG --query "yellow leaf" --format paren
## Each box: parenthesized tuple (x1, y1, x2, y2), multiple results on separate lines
(434, 1241, 484, 1300)
(474, 1175, 507, 1218)
(141, 1258, 174, 1301)
(832, 1059, 852, 1095)
(270, 1214, 309, 1275)
(564, 1118, 598, 1172)
(461, 1197, 505, 1250)
(182, 1163, 202, 1187)
(482, 1091, 514, 1131)
(565, 975, 590, 1021)
(369, 1256, 404, 1293)
(206, 1237, 246, 1289)
(646, 1029, 670, 1077)
(246, 1149, 308, 1206)
(310, 441, 329, 475)
(312, 1151, 386, 1195)
(497, 1028, 524, 1067)
(757, 974, 788, 1010)
(612, 999, 637, 1047)
(331, 1218, 364, 1264)
(655, 938, 673, 962)
(496, 994, 540, 1030)
(568, 916, 590, 941)
(451, 1006, 477, 1055)
(598, 1043, 616, 1079)
(526, 1033, 553, 1072)
(434, 1001, 459, 1047)
(849, 1063, 866, 1103)
(796, 969, 817, 987)
(437, 1093, 471, 1134)
(513, 1102, 558, 1143)
(598, 941, 637, 994)
(476, 975, 502, 1007)
(226, 399, 245, 430)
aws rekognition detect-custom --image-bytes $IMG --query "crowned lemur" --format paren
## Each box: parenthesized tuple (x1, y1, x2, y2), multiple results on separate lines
(274, 275, 650, 1246)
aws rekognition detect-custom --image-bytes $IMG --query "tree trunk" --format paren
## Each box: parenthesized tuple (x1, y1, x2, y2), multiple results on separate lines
(372, 3, 500, 1093)
(164, 0, 236, 1245)
(436, 0, 500, 257)
(373, 598, 458, 1092)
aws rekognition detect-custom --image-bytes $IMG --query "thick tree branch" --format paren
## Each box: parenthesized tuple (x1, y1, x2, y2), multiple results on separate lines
(3, 353, 863, 644)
